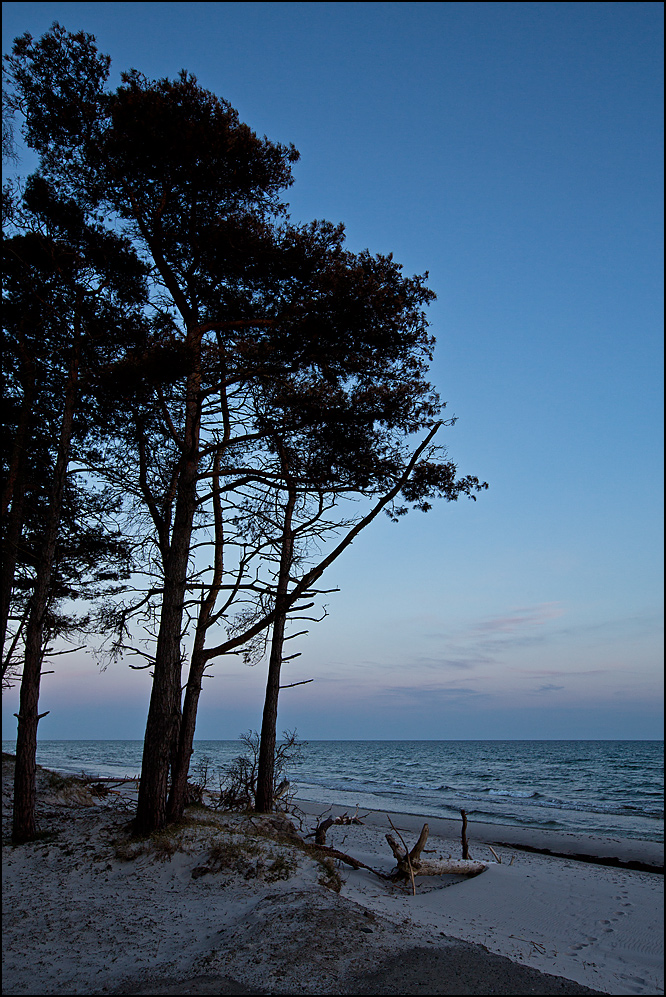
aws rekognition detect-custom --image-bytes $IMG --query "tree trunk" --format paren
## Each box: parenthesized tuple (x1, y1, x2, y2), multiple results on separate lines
(254, 609, 288, 813)
(134, 341, 202, 835)
(168, 446, 226, 822)
(255, 463, 296, 814)
(12, 337, 78, 843)
(12, 595, 47, 842)
(167, 644, 204, 821)
(134, 474, 197, 834)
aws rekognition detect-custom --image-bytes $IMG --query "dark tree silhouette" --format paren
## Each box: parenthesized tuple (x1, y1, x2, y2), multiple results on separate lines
(2, 173, 147, 841)
(4, 22, 487, 835)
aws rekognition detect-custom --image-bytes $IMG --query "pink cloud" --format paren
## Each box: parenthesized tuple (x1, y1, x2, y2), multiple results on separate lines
(470, 602, 565, 636)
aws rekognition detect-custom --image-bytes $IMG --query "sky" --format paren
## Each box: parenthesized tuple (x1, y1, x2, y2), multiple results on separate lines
(2, 1, 663, 741)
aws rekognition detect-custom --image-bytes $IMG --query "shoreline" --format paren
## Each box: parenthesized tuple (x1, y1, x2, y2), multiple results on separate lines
(6, 752, 663, 855)
(2, 760, 663, 995)
(6, 739, 662, 849)
(293, 800, 665, 873)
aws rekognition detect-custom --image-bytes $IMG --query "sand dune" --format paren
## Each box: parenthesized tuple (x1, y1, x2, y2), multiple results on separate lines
(2, 760, 662, 995)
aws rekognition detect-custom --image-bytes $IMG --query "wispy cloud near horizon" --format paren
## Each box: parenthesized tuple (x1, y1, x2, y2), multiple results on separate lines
(469, 603, 565, 636)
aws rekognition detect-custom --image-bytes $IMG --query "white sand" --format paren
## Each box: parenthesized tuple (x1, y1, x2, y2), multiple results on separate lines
(308, 804, 663, 996)
(2, 763, 663, 996)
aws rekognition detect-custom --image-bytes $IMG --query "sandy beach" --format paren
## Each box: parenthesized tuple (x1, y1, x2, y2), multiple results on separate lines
(2, 757, 663, 996)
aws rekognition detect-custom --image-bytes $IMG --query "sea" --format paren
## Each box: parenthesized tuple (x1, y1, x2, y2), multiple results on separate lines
(2, 738, 663, 843)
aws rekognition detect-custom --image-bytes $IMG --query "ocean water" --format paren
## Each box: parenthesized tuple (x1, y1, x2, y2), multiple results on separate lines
(2, 738, 663, 843)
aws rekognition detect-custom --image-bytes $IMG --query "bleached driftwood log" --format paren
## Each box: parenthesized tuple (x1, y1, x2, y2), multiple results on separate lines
(385, 821, 486, 883)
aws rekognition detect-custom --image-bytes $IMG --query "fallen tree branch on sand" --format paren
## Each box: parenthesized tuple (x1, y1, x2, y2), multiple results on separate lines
(309, 842, 392, 880)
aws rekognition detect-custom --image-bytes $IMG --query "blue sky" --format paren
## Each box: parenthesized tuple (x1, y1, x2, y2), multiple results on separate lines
(2, 2, 663, 740)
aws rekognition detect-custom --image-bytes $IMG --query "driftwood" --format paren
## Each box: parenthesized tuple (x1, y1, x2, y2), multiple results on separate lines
(299, 808, 387, 879)
(385, 819, 486, 888)
(386, 815, 423, 893)
(307, 808, 365, 845)
(460, 808, 470, 859)
(310, 842, 391, 879)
